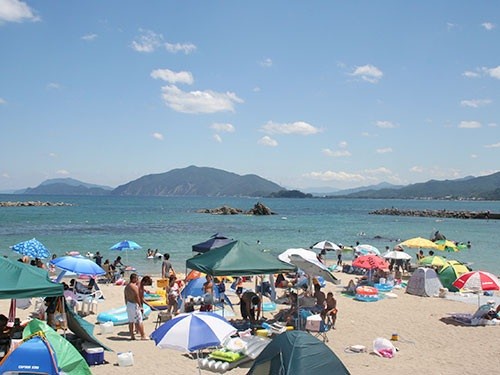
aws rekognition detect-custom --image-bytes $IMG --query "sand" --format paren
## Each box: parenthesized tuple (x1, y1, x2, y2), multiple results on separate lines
(2, 271, 499, 375)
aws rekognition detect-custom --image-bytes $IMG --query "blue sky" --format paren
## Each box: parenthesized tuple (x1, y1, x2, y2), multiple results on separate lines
(0, 1, 499, 191)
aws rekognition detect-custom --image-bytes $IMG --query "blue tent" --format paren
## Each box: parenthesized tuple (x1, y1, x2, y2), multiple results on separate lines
(0, 335, 60, 374)
(192, 234, 236, 253)
(180, 277, 233, 311)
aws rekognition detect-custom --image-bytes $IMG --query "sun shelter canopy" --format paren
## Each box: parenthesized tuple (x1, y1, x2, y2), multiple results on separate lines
(186, 240, 296, 276)
(0, 257, 63, 299)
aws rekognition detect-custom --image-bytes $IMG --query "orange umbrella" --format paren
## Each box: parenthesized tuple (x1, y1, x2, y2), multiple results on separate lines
(352, 255, 389, 270)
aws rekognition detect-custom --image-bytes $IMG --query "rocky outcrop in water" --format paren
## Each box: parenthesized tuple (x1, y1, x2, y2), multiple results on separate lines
(370, 208, 499, 219)
(197, 202, 275, 215)
(0, 201, 73, 207)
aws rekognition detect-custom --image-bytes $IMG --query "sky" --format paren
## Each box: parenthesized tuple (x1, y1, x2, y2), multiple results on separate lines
(0, 1, 499, 192)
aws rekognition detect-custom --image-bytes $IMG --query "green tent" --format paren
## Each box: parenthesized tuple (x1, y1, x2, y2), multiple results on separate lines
(438, 260, 470, 292)
(0, 257, 63, 299)
(248, 331, 350, 374)
(186, 240, 296, 276)
(23, 319, 91, 375)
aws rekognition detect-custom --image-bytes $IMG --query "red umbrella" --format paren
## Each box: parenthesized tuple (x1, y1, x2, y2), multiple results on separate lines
(452, 270, 500, 291)
(352, 255, 389, 270)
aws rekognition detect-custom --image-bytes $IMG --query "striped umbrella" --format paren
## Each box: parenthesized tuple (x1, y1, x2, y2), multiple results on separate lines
(452, 270, 500, 291)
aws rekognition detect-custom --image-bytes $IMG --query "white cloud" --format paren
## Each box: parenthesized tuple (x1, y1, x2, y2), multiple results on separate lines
(0, 0, 39, 23)
(152, 132, 164, 140)
(131, 29, 163, 52)
(376, 147, 393, 154)
(482, 22, 495, 31)
(48, 152, 57, 157)
(339, 141, 348, 148)
(410, 166, 424, 173)
(470, 154, 478, 159)
(350, 64, 383, 83)
(460, 99, 492, 108)
(253, 87, 261, 92)
(261, 121, 320, 135)
(2, 173, 10, 178)
(322, 148, 351, 157)
(484, 142, 500, 148)
(213, 134, 222, 143)
(260, 58, 273, 67)
(0, 97, 6, 105)
(447, 22, 457, 30)
(364, 167, 392, 175)
(56, 169, 69, 175)
(376, 120, 397, 128)
(304, 170, 366, 182)
(462, 70, 480, 78)
(458, 121, 482, 129)
(258, 136, 278, 147)
(488, 122, 498, 127)
(165, 42, 196, 54)
(211, 123, 235, 133)
(160, 85, 243, 114)
(483, 66, 500, 79)
(151, 69, 194, 85)
(46, 82, 61, 90)
(81, 33, 97, 41)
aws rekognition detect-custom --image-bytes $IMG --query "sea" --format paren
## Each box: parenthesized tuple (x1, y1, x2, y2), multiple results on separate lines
(1, 195, 499, 276)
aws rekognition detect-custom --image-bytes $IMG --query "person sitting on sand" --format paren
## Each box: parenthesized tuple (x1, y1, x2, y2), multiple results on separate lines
(124, 273, 147, 340)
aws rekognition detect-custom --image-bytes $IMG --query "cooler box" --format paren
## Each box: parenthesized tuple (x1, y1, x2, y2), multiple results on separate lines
(305, 314, 323, 332)
(81, 342, 105, 366)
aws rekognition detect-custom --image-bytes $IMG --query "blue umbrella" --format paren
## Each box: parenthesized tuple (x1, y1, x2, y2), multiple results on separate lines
(51, 255, 105, 276)
(151, 311, 236, 352)
(110, 240, 142, 251)
(180, 277, 234, 314)
(11, 238, 51, 259)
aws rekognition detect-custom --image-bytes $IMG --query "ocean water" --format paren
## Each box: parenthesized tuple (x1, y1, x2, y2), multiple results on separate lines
(1, 194, 499, 275)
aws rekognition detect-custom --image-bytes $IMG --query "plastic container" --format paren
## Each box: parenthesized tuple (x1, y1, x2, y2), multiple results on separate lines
(99, 321, 114, 334)
(117, 351, 134, 367)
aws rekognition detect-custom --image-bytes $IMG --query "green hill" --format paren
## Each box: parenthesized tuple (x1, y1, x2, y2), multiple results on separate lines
(339, 172, 500, 200)
(111, 165, 284, 197)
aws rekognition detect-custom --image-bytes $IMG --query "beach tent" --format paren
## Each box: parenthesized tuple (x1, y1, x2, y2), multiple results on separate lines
(186, 240, 296, 276)
(22, 319, 92, 375)
(438, 260, 470, 292)
(192, 233, 236, 253)
(0, 257, 63, 299)
(247, 331, 350, 375)
(406, 267, 443, 297)
(0, 334, 60, 374)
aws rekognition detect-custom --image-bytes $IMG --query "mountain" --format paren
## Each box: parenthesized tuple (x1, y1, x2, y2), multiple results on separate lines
(328, 182, 404, 196)
(338, 172, 500, 200)
(111, 165, 284, 197)
(22, 178, 112, 196)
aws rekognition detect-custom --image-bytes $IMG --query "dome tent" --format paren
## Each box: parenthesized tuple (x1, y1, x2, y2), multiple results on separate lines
(406, 267, 443, 297)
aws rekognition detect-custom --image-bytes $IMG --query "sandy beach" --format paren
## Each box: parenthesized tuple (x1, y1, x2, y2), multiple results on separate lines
(1, 270, 499, 375)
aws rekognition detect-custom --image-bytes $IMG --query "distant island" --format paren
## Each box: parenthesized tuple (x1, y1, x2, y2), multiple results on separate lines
(0, 201, 73, 207)
(6, 166, 500, 200)
(197, 202, 275, 215)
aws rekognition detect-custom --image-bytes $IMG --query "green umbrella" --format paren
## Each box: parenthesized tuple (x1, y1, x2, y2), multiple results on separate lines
(418, 255, 447, 267)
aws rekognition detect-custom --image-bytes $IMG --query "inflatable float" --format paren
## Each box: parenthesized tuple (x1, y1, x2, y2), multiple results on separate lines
(354, 286, 379, 302)
(147, 299, 169, 311)
(97, 304, 152, 325)
(374, 283, 393, 292)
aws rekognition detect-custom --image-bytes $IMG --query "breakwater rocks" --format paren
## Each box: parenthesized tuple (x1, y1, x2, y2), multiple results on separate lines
(370, 208, 499, 220)
(197, 202, 275, 215)
(0, 201, 73, 207)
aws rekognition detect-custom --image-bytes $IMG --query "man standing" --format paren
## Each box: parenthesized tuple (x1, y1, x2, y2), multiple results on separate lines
(124, 273, 147, 340)
(94, 251, 103, 267)
(161, 253, 175, 279)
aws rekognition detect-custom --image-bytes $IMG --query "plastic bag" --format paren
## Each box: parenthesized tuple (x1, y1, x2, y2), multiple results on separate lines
(373, 337, 396, 358)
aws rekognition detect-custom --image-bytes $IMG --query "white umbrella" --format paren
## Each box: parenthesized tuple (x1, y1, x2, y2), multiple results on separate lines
(311, 240, 340, 251)
(382, 251, 412, 260)
(354, 244, 381, 256)
(279, 248, 339, 284)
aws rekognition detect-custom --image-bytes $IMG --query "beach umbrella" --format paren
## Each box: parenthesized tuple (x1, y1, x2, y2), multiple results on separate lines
(110, 240, 142, 262)
(51, 255, 105, 276)
(352, 255, 389, 270)
(382, 250, 412, 260)
(151, 311, 236, 352)
(399, 237, 439, 250)
(354, 244, 381, 256)
(11, 238, 51, 259)
(452, 270, 500, 292)
(418, 255, 447, 268)
(311, 240, 340, 251)
(438, 260, 470, 292)
(434, 239, 459, 252)
(192, 234, 236, 253)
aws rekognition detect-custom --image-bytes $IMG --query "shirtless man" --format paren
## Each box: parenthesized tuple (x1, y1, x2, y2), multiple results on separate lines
(124, 273, 147, 340)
